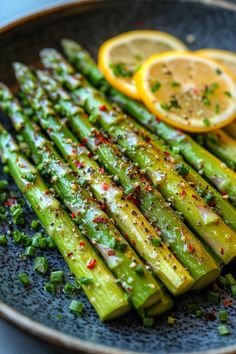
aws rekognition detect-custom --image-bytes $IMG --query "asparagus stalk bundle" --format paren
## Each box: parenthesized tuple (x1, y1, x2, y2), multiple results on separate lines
(126, 119, 236, 232)
(0, 124, 131, 321)
(14, 63, 194, 296)
(61, 39, 236, 206)
(0, 84, 163, 310)
(39, 48, 236, 265)
(36, 69, 220, 289)
(196, 130, 236, 171)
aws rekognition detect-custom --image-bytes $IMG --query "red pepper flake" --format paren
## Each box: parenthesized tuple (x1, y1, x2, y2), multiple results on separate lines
(75, 161, 84, 169)
(82, 138, 88, 144)
(47, 128, 53, 133)
(99, 105, 107, 112)
(98, 200, 106, 210)
(102, 182, 109, 191)
(99, 167, 105, 174)
(192, 194, 197, 199)
(79, 241, 86, 247)
(127, 193, 140, 207)
(223, 299, 233, 307)
(144, 185, 153, 191)
(87, 151, 93, 158)
(164, 151, 170, 157)
(93, 217, 107, 223)
(72, 149, 77, 155)
(44, 190, 50, 195)
(71, 213, 76, 219)
(179, 190, 186, 198)
(188, 244, 194, 253)
(87, 258, 96, 269)
(108, 249, 116, 256)
(155, 117, 160, 122)
(67, 252, 73, 257)
(220, 248, 224, 255)
(4, 198, 17, 207)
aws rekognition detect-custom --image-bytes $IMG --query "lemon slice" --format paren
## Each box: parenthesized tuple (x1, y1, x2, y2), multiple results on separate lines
(98, 30, 187, 99)
(197, 49, 236, 80)
(135, 52, 236, 132)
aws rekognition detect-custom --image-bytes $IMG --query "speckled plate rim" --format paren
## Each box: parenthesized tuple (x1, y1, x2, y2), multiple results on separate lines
(1, 0, 236, 353)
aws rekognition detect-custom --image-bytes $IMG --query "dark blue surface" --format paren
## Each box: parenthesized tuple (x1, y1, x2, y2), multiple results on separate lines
(1, 1, 236, 353)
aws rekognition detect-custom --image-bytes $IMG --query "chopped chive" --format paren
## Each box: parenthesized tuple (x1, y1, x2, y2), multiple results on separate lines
(44, 282, 55, 294)
(24, 172, 36, 183)
(231, 284, 236, 297)
(3, 166, 9, 174)
(0, 180, 8, 190)
(0, 234, 7, 246)
(0, 192, 7, 203)
(69, 300, 84, 316)
(207, 291, 221, 304)
(135, 264, 145, 275)
(218, 325, 230, 336)
(195, 309, 202, 318)
(47, 237, 56, 249)
(110, 62, 133, 78)
(79, 277, 93, 286)
(215, 103, 220, 114)
(174, 163, 189, 177)
(32, 233, 48, 249)
(218, 275, 228, 288)
(64, 282, 79, 296)
(207, 133, 218, 144)
(18, 272, 31, 286)
(202, 97, 211, 106)
(204, 191, 214, 204)
(50, 270, 64, 283)
(150, 81, 161, 93)
(115, 240, 127, 251)
(0, 210, 7, 221)
(167, 316, 176, 325)
(219, 311, 228, 322)
(171, 81, 180, 87)
(225, 273, 236, 286)
(143, 317, 154, 328)
(73, 279, 81, 290)
(24, 245, 36, 257)
(30, 219, 40, 230)
(34, 256, 49, 275)
(13, 230, 31, 246)
(151, 237, 161, 247)
(10, 204, 25, 225)
(224, 91, 232, 98)
(203, 118, 210, 127)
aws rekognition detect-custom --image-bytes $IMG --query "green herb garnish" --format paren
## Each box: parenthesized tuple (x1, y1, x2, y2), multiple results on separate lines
(69, 300, 84, 316)
(34, 256, 49, 275)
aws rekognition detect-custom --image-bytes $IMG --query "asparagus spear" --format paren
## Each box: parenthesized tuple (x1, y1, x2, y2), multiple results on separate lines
(39, 49, 236, 265)
(196, 130, 236, 171)
(61, 39, 236, 206)
(224, 121, 236, 140)
(0, 84, 162, 310)
(14, 62, 194, 296)
(37, 69, 220, 289)
(127, 119, 236, 232)
(0, 123, 131, 321)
